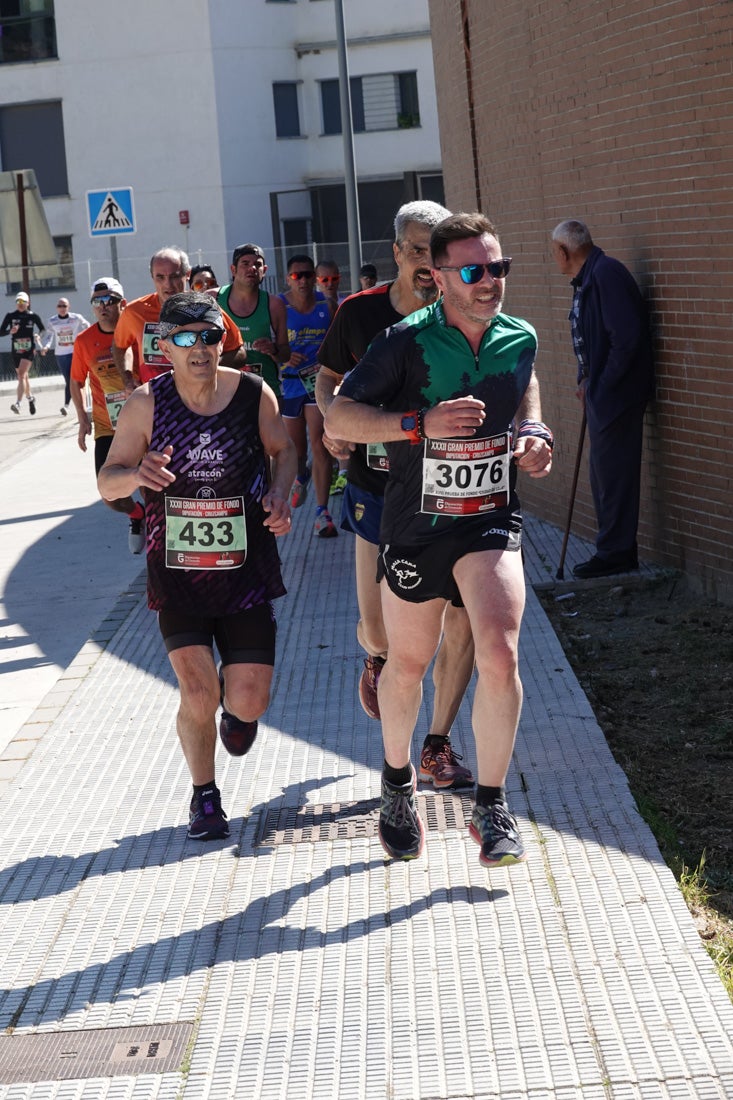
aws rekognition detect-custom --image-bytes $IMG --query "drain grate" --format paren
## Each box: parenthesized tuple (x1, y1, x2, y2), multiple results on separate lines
(255, 791, 474, 847)
(0, 1022, 193, 1084)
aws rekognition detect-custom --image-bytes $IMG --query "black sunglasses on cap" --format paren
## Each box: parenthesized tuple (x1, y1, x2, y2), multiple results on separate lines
(437, 259, 512, 284)
(166, 328, 224, 348)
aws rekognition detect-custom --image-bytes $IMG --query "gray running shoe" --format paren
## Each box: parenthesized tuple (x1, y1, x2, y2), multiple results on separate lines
(378, 766, 424, 860)
(469, 801, 526, 867)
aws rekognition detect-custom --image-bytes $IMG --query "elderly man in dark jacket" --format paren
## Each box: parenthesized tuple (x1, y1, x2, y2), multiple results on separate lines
(552, 219, 654, 578)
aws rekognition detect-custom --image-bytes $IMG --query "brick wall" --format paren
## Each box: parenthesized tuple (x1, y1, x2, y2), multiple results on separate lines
(428, 0, 733, 600)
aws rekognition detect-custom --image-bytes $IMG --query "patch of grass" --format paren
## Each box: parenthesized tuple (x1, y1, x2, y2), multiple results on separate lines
(631, 793, 733, 1000)
(679, 855, 733, 1000)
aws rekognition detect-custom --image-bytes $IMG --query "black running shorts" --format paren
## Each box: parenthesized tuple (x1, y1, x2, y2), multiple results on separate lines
(378, 517, 522, 604)
(158, 602, 277, 665)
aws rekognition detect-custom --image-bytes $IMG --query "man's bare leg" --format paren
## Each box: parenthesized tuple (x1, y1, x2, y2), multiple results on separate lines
(452, 549, 527, 866)
(420, 601, 477, 788)
(355, 536, 389, 719)
(218, 661, 274, 757)
(304, 403, 333, 516)
(429, 603, 475, 735)
(374, 584, 446, 859)
(167, 645, 229, 840)
(167, 645, 219, 784)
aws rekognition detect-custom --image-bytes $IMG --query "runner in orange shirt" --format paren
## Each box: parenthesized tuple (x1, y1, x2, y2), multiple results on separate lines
(70, 277, 146, 553)
(112, 246, 245, 386)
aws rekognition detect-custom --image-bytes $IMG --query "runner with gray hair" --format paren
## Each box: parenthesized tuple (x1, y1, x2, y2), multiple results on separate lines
(113, 247, 246, 389)
(316, 199, 478, 791)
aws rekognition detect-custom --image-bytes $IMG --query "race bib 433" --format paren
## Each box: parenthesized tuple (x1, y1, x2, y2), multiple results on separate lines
(165, 496, 246, 569)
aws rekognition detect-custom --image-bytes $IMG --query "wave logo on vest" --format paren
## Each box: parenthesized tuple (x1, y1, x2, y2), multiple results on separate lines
(187, 432, 225, 480)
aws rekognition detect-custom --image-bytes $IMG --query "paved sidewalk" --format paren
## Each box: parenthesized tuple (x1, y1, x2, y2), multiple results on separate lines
(0, 468, 732, 1097)
(0, 383, 145, 753)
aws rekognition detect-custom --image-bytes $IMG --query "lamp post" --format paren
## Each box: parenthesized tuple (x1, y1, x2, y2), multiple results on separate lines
(334, 0, 362, 292)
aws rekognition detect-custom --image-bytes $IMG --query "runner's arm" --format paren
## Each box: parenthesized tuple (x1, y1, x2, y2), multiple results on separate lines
(112, 342, 137, 394)
(97, 388, 172, 499)
(513, 370, 553, 478)
(70, 379, 91, 452)
(315, 365, 355, 459)
(327, 394, 485, 444)
(258, 381, 297, 535)
(269, 295, 291, 364)
(220, 345, 247, 369)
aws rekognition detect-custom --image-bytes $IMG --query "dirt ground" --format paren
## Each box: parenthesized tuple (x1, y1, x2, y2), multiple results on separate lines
(538, 573, 733, 933)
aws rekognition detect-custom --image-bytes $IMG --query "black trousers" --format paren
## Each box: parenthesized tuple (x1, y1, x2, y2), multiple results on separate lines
(587, 402, 647, 562)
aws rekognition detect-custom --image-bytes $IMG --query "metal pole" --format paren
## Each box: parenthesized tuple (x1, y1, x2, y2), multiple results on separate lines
(334, 0, 362, 292)
(109, 236, 120, 280)
(16, 173, 30, 296)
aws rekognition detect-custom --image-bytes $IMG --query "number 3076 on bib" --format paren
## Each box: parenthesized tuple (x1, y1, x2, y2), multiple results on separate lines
(421, 433, 510, 516)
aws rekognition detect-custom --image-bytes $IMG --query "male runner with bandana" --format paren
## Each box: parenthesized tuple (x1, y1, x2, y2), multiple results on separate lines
(99, 292, 296, 840)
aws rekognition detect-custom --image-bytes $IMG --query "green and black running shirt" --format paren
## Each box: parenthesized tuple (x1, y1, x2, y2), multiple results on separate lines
(337, 300, 538, 545)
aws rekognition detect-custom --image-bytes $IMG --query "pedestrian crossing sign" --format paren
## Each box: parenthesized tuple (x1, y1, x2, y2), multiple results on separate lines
(86, 187, 136, 237)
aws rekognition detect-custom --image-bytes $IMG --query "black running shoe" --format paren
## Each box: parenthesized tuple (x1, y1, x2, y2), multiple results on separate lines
(188, 785, 229, 840)
(378, 766, 424, 860)
(28, 396, 36, 415)
(469, 801, 526, 867)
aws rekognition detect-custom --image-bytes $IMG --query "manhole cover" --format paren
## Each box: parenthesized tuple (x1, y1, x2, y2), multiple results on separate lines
(0, 1022, 193, 1084)
(255, 791, 474, 846)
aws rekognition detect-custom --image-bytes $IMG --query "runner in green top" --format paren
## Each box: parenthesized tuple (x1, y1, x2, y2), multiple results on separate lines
(327, 212, 554, 869)
(217, 243, 289, 398)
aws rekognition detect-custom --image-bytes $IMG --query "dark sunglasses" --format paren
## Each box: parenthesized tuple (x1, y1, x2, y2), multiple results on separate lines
(288, 270, 315, 281)
(438, 259, 512, 284)
(317, 276, 339, 284)
(166, 328, 224, 348)
(91, 294, 122, 306)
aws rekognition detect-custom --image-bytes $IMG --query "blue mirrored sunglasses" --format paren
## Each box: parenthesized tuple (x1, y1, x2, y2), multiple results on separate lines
(437, 259, 512, 284)
(166, 328, 224, 348)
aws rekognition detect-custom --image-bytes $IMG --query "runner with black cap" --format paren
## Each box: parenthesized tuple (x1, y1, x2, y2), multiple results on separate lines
(98, 291, 297, 840)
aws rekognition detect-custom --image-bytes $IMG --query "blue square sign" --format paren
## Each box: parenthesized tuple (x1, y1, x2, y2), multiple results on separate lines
(87, 188, 136, 237)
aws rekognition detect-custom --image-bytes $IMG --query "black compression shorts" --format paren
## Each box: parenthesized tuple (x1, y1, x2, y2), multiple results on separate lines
(158, 602, 277, 665)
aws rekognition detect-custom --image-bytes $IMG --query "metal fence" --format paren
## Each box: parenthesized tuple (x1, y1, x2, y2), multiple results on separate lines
(1, 238, 397, 310)
(0, 238, 398, 382)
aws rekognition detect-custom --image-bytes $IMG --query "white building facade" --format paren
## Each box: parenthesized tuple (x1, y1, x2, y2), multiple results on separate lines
(0, 0, 443, 316)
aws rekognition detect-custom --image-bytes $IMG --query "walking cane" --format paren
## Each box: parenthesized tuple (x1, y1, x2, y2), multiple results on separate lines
(556, 411, 587, 580)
